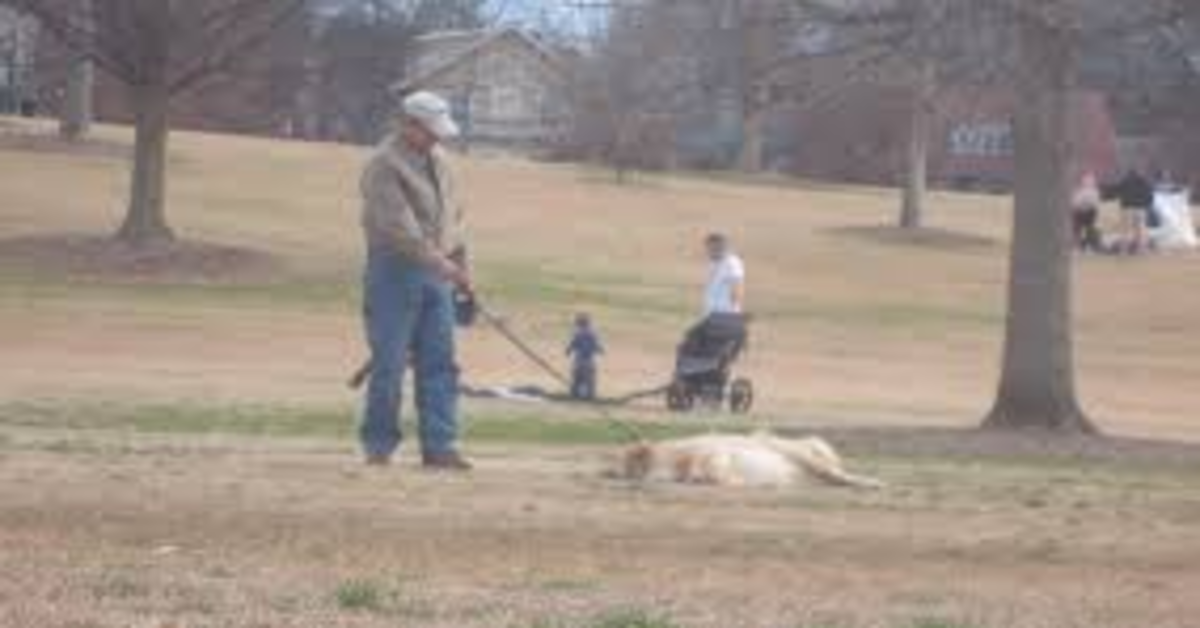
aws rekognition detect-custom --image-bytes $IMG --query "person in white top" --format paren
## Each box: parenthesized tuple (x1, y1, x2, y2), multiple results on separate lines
(703, 233, 746, 316)
(1071, 172, 1103, 252)
(674, 233, 749, 387)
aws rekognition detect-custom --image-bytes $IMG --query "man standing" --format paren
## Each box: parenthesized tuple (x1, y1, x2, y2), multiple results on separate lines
(359, 91, 472, 470)
(702, 232, 746, 316)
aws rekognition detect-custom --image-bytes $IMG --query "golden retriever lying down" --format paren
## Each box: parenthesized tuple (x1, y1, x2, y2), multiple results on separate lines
(619, 432, 884, 489)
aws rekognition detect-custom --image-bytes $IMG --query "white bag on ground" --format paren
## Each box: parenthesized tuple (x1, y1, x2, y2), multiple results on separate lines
(1149, 189, 1198, 250)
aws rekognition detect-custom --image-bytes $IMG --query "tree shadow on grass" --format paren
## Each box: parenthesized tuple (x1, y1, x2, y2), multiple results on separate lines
(0, 128, 132, 161)
(0, 233, 284, 284)
(781, 424, 1200, 471)
(827, 225, 1000, 253)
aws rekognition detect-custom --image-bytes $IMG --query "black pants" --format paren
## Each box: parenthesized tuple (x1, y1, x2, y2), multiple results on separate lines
(1072, 207, 1102, 251)
(681, 313, 747, 351)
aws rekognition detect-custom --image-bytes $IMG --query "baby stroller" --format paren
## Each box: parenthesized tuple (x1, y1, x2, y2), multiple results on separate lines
(665, 313, 754, 414)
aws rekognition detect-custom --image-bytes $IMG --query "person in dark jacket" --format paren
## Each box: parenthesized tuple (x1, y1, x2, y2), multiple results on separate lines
(1110, 169, 1154, 255)
(566, 313, 604, 401)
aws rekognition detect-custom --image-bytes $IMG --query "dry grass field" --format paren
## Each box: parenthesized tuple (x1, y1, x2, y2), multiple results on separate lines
(0, 118, 1198, 627)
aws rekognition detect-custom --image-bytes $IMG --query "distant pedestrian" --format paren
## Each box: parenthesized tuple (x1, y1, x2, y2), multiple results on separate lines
(566, 313, 604, 401)
(1071, 172, 1103, 252)
(1110, 169, 1154, 255)
(1156, 169, 1180, 191)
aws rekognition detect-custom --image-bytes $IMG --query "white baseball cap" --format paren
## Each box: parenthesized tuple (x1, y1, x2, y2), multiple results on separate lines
(402, 91, 460, 140)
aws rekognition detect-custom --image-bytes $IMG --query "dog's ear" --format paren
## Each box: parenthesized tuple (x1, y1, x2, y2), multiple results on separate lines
(623, 443, 655, 480)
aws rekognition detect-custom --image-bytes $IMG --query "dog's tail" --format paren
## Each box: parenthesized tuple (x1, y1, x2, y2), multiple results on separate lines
(795, 456, 885, 489)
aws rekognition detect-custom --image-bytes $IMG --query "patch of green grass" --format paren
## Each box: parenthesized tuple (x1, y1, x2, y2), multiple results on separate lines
(6, 399, 1199, 484)
(0, 400, 726, 446)
(0, 400, 349, 438)
(334, 579, 384, 613)
(90, 572, 150, 600)
(0, 259, 691, 322)
(37, 438, 122, 456)
(1, 258, 1002, 337)
(331, 576, 441, 619)
(586, 608, 684, 628)
(7, 400, 1197, 491)
(0, 270, 357, 313)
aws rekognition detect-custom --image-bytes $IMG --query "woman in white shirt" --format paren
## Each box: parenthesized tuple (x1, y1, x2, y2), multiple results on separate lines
(703, 232, 746, 316)
(1071, 172, 1103, 252)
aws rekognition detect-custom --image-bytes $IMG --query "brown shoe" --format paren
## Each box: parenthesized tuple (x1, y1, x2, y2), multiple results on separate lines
(364, 454, 392, 467)
(422, 451, 473, 472)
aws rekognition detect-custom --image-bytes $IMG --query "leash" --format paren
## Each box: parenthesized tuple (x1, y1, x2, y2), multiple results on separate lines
(473, 301, 645, 443)
(348, 294, 645, 444)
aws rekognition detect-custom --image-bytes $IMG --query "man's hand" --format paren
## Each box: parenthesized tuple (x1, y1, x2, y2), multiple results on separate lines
(431, 253, 473, 293)
(456, 265, 474, 295)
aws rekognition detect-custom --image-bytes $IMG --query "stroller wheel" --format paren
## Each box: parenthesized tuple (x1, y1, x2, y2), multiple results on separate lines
(666, 381, 694, 413)
(729, 378, 754, 414)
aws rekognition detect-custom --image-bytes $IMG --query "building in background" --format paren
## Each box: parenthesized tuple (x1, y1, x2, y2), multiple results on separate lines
(0, 7, 38, 115)
(785, 87, 1120, 192)
(936, 90, 1118, 189)
(395, 28, 574, 152)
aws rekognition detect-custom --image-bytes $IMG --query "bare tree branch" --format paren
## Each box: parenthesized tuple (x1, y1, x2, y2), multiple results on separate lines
(169, 0, 308, 95)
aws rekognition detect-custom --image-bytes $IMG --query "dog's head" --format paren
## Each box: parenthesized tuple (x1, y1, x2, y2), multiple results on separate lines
(621, 442, 656, 481)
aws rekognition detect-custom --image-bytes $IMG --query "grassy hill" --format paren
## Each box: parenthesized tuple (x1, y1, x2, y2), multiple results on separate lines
(1, 117, 1199, 440)
(3, 118, 1200, 628)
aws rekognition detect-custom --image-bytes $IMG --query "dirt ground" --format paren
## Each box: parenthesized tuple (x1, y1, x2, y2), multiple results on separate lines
(1, 429, 1198, 628)
(2, 120, 1199, 627)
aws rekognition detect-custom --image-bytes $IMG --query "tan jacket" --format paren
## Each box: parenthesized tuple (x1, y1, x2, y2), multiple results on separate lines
(360, 135, 465, 265)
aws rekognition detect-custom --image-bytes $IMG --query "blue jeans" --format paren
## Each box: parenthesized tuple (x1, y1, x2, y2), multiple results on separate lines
(570, 363, 597, 401)
(361, 248, 460, 458)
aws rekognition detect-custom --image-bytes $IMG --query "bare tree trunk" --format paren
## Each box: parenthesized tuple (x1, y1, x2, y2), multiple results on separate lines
(23, 0, 309, 246)
(983, 9, 1097, 434)
(58, 0, 93, 141)
(60, 57, 94, 141)
(900, 60, 935, 230)
(738, 102, 766, 173)
(116, 82, 175, 245)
